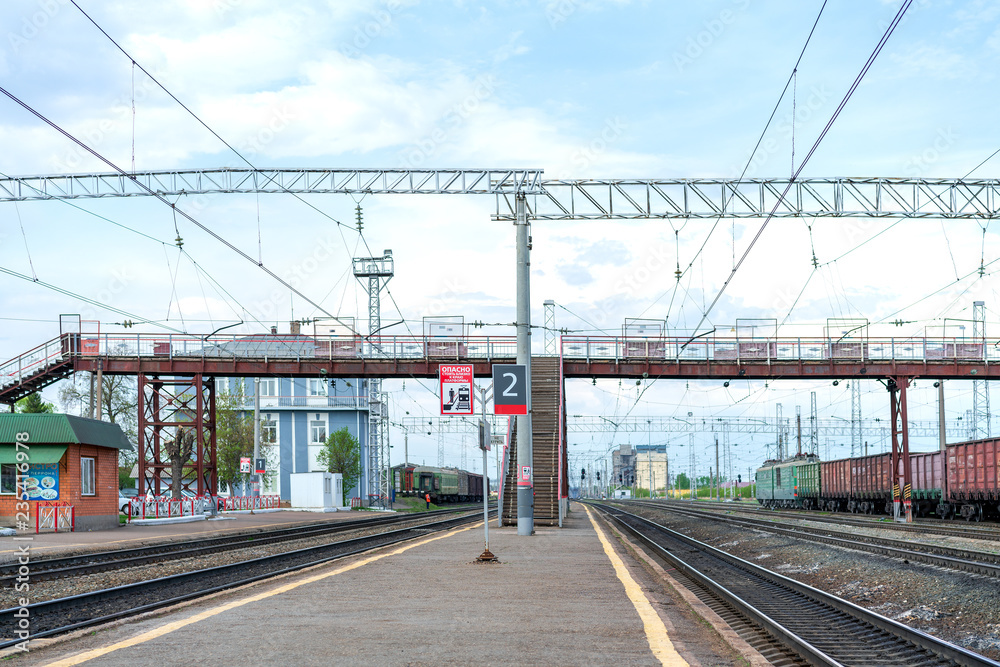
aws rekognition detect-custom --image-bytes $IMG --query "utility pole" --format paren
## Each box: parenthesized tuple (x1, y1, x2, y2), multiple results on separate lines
(796, 406, 802, 456)
(254, 376, 261, 498)
(515, 192, 534, 536)
(973, 301, 990, 438)
(776, 403, 783, 459)
(714, 437, 720, 500)
(810, 391, 819, 456)
(939, 380, 949, 515)
(689, 433, 695, 501)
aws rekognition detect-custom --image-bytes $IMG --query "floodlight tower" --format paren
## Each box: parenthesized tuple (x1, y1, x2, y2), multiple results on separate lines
(353, 249, 394, 508)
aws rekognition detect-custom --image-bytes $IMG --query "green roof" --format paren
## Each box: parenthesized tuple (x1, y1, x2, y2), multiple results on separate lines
(0, 414, 133, 450)
(0, 444, 67, 465)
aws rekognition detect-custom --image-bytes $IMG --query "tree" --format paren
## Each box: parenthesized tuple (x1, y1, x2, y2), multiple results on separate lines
(163, 428, 194, 500)
(59, 369, 139, 472)
(216, 388, 256, 495)
(16, 393, 54, 413)
(317, 427, 362, 505)
(674, 472, 690, 491)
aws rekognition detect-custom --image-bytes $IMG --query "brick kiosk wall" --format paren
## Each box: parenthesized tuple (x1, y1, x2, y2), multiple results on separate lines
(0, 444, 120, 531)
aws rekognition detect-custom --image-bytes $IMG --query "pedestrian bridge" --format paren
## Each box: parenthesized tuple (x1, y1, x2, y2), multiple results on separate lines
(3, 331, 999, 404)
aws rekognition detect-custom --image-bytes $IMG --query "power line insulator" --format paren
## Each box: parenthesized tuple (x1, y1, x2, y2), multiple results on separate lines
(355, 204, 363, 232)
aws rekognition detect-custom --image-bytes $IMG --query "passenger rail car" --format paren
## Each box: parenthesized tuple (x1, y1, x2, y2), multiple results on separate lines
(391, 465, 485, 503)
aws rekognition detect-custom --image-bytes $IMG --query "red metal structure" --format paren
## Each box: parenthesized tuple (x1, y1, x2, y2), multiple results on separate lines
(137, 374, 216, 497)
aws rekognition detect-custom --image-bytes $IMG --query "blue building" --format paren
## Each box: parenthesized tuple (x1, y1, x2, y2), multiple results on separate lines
(215, 374, 370, 502)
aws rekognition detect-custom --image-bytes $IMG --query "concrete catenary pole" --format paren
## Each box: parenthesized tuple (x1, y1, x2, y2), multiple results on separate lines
(515, 192, 534, 536)
(254, 376, 261, 497)
(714, 437, 720, 500)
(939, 380, 949, 510)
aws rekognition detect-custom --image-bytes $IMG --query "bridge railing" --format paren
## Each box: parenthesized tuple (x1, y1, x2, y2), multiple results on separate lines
(560, 335, 1000, 364)
(0, 333, 519, 392)
(0, 335, 70, 392)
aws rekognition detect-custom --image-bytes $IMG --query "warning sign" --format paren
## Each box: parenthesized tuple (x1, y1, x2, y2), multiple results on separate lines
(240, 457, 251, 474)
(440, 364, 474, 415)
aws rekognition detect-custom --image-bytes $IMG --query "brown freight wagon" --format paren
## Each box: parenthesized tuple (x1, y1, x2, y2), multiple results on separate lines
(819, 458, 851, 511)
(904, 451, 944, 518)
(947, 438, 1000, 520)
(849, 453, 893, 514)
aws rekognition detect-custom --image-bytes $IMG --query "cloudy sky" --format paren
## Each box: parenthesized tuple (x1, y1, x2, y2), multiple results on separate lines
(2, 0, 999, 476)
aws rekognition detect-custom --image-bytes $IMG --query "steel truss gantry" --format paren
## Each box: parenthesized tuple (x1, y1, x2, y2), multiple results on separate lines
(497, 177, 1000, 220)
(0, 168, 546, 200)
(2, 170, 998, 221)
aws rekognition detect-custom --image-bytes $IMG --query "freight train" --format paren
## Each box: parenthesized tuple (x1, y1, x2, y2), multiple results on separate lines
(756, 437, 1000, 521)
(391, 465, 485, 504)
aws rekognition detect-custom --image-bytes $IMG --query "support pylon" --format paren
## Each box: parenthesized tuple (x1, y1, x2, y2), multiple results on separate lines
(889, 376, 913, 523)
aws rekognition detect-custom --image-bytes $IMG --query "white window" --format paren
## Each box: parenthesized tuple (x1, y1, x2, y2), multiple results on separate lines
(0, 464, 15, 495)
(260, 378, 277, 397)
(262, 416, 277, 444)
(310, 420, 327, 444)
(308, 379, 328, 396)
(81, 457, 95, 496)
(215, 378, 229, 395)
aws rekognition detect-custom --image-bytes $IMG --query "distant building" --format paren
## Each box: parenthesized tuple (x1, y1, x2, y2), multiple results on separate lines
(611, 443, 635, 486)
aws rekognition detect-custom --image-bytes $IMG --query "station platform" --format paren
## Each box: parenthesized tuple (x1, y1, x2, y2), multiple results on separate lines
(0, 509, 369, 564)
(13, 503, 768, 667)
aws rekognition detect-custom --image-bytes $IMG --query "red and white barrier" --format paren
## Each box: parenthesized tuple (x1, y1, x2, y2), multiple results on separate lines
(127, 495, 211, 521)
(215, 495, 280, 511)
(36, 502, 74, 533)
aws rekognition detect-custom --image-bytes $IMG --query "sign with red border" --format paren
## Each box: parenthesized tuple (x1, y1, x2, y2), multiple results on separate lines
(439, 364, 474, 415)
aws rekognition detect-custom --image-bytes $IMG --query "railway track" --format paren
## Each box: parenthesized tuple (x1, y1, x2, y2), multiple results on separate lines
(677, 499, 1000, 541)
(593, 502, 999, 667)
(0, 509, 492, 650)
(624, 500, 1000, 579)
(0, 505, 490, 585)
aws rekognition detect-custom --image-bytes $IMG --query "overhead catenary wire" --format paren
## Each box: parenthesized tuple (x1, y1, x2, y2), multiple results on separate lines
(0, 82, 344, 326)
(647, 0, 829, 326)
(0, 264, 185, 334)
(683, 0, 914, 346)
(69, 2, 368, 336)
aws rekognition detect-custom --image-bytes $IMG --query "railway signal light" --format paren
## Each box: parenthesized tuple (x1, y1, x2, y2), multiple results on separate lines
(581, 468, 586, 480)
(596, 472, 600, 481)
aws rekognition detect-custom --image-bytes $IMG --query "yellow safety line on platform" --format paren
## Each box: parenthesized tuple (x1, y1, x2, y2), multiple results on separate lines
(40, 524, 477, 667)
(583, 505, 688, 667)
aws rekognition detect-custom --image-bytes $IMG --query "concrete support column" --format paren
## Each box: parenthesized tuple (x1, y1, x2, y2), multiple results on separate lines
(515, 192, 534, 536)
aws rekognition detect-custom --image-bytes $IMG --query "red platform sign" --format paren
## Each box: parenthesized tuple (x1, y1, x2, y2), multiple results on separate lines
(439, 364, 474, 415)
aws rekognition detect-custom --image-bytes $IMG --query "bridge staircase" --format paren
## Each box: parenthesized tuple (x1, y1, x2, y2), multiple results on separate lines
(502, 356, 565, 527)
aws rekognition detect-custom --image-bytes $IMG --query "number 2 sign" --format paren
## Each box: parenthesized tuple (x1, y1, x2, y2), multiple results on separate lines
(492, 364, 527, 415)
